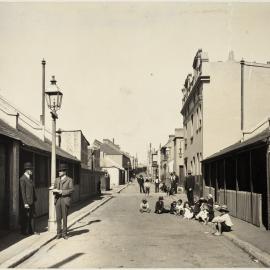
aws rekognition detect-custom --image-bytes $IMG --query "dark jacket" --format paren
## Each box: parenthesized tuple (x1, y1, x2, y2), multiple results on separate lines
(54, 176, 74, 207)
(155, 200, 164, 212)
(19, 174, 37, 205)
(184, 175, 195, 191)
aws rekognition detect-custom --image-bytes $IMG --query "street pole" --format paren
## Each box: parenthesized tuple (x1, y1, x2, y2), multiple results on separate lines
(48, 111, 57, 232)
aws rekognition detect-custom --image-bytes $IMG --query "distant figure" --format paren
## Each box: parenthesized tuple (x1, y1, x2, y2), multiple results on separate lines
(172, 172, 179, 194)
(137, 175, 145, 193)
(19, 162, 37, 235)
(144, 179, 151, 196)
(212, 205, 233, 236)
(97, 179, 101, 195)
(155, 176, 160, 193)
(184, 170, 195, 205)
(207, 194, 215, 221)
(139, 199, 151, 213)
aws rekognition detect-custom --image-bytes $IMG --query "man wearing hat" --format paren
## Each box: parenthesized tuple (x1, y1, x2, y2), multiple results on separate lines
(53, 163, 74, 239)
(212, 205, 233, 236)
(184, 170, 195, 205)
(19, 162, 37, 235)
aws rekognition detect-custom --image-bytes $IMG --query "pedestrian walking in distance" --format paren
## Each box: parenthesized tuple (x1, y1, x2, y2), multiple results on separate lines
(19, 162, 37, 235)
(184, 170, 195, 205)
(53, 163, 74, 239)
(155, 176, 160, 193)
(144, 179, 150, 196)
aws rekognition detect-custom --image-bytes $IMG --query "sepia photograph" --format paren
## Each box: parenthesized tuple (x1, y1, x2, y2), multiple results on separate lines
(0, 1, 270, 268)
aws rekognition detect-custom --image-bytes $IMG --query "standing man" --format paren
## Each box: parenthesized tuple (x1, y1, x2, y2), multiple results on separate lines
(53, 163, 74, 239)
(172, 171, 179, 194)
(184, 170, 195, 205)
(155, 176, 160, 193)
(137, 174, 145, 193)
(19, 162, 37, 235)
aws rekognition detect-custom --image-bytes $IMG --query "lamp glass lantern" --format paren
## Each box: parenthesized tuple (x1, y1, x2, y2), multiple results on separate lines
(45, 75, 63, 112)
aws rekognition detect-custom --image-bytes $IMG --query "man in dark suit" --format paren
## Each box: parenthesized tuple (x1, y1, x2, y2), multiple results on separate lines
(19, 162, 37, 235)
(184, 170, 195, 206)
(137, 174, 145, 193)
(53, 163, 74, 240)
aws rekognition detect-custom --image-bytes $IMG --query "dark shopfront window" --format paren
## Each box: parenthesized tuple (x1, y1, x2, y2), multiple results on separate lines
(217, 160, 225, 189)
(237, 152, 250, 192)
(225, 156, 236, 190)
(35, 154, 49, 188)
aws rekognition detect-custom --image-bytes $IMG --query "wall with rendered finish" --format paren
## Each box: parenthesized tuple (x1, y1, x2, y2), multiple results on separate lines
(203, 61, 241, 159)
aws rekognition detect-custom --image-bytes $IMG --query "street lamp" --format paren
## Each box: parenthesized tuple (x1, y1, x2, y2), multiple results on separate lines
(45, 75, 63, 232)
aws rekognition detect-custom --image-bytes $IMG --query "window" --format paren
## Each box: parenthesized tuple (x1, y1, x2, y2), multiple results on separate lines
(196, 108, 199, 131)
(199, 105, 202, 128)
(193, 156, 196, 175)
(191, 114, 194, 139)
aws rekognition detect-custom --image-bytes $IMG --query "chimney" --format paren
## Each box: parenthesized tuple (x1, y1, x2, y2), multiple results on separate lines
(228, 50, 235, 61)
(40, 59, 46, 126)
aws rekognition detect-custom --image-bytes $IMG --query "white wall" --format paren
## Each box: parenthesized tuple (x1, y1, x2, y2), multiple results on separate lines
(106, 167, 119, 189)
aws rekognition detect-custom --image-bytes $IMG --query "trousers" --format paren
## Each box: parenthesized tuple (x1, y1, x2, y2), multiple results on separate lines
(187, 190, 194, 205)
(21, 204, 35, 234)
(55, 197, 69, 236)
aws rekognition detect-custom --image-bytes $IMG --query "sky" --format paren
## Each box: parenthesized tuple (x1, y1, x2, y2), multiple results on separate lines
(0, 2, 270, 163)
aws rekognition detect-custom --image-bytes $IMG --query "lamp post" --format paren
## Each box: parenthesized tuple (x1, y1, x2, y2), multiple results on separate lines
(45, 75, 63, 232)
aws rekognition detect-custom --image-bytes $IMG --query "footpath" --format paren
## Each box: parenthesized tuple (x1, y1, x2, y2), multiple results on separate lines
(164, 191, 270, 267)
(0, 184, 129, 268)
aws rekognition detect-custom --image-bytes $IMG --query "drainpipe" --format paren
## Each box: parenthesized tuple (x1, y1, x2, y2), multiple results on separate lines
(266, 139, 270, 229)
(240, 59, 245, 131)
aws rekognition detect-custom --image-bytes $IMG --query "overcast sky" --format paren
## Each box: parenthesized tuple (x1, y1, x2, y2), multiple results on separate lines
(0, 2, 270, 163)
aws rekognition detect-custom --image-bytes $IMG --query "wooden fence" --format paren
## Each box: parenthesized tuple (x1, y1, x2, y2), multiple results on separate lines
(204, 186, 262, 227)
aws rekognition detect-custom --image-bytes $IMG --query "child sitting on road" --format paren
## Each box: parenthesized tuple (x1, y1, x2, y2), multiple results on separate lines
(175, 199, 184, 216)
(183, 201, 193, 219)
(211, 205, 233, 236)
(170, 201, 177, 215)
(139, 199, 151, 213)
(195, 203, 210, 224)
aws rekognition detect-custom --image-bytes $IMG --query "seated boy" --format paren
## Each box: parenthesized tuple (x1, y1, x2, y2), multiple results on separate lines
(170, 201, 177, 215)
(139, 199, 151, 213)
(212, 205, 233, 236)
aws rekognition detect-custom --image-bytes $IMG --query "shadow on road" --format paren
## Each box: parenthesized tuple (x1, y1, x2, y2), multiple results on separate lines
(49, 252, 84, 268)
(68, 229, 89, 238)
(69, 219, 101, 232)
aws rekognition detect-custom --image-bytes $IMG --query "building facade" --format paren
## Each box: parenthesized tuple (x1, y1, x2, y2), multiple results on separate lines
(181, 49, 270, 197)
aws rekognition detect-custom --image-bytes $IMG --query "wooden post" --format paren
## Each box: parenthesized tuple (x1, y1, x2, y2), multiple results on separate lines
(224, 159, 226, 204)
(266, 143, 270, 229)
(249, 151, 254, 224)
(235, 157, 239, 217)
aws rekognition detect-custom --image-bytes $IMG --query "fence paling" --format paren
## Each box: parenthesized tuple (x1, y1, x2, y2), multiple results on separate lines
(205, 186, 262, 227)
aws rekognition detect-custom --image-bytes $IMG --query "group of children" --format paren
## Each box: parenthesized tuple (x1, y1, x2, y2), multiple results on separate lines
(139, 194, 233, 236)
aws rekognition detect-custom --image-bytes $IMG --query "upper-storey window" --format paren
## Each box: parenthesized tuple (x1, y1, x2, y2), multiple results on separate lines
(191, 114, 194, 139)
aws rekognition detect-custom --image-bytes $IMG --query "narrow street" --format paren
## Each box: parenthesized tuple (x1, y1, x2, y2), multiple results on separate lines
(18, 183, 261, 268)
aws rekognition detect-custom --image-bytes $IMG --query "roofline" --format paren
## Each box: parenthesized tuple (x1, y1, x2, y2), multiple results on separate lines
(202, 135, 269, 163)
(181, 75, 210, 115)
(59, 130, 90, 146)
